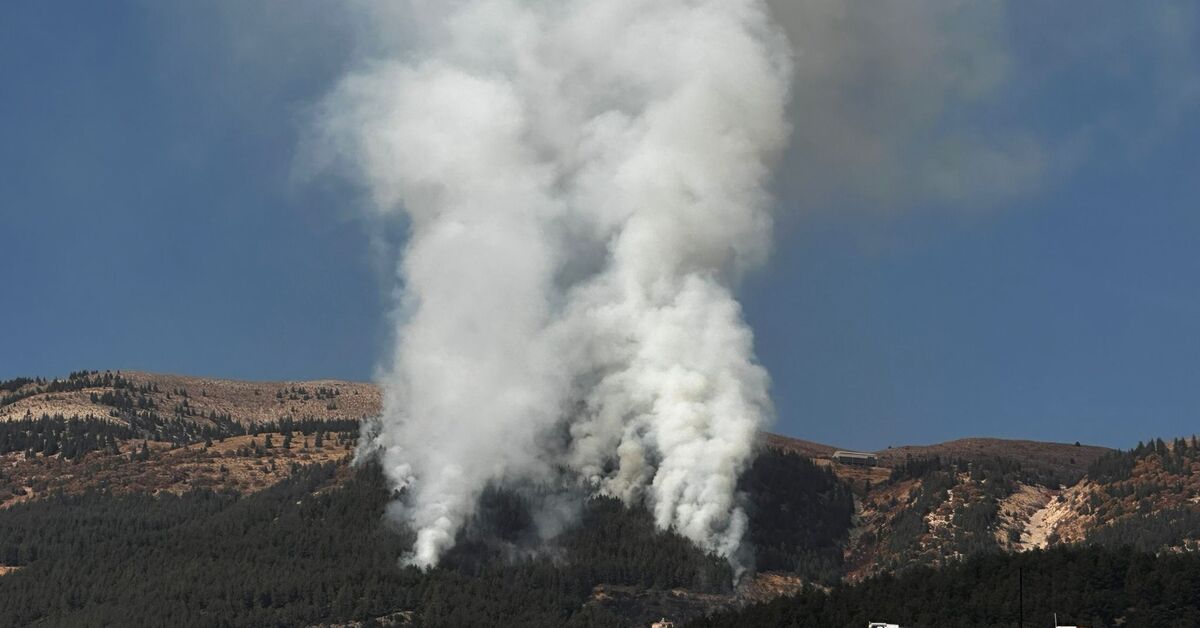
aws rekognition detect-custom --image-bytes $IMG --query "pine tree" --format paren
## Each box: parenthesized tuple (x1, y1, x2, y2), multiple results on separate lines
(42, 432, 59, 457)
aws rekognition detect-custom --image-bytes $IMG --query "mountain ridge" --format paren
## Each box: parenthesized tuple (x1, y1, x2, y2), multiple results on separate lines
(5, 371, 1188, 575)
(1, 370, 1198, 625)
(4, 371, 1125, 460)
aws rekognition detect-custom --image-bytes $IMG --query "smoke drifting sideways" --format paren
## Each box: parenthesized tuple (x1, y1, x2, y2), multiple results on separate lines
(317, 0, 791, 575)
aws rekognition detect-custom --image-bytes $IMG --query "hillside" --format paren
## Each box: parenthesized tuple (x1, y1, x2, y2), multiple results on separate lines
(764, 433, 1200, 582)
(1, 370, 1198, 625)
(0, 372, 379, 444)
(766, 433, 1109, 486)
(0, 430, 360, 509)
(0, 370, 381, 428)
(1042, 438, 1200, 549)
(876, 437, 1109, 485)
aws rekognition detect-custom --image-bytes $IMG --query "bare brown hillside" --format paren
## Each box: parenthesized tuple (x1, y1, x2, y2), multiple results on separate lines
(0, 430, 359, 509)
(0, 370, 381, 427)
(765, 433, 1111, 488)
(762, 433, 837, 459)
(875, 437, 1110, 486)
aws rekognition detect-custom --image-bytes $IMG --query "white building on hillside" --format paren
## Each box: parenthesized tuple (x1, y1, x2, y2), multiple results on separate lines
(833, 450, 878, 466)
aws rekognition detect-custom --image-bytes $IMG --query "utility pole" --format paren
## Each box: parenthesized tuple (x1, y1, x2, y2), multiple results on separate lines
(1019, 566, 1024, 628)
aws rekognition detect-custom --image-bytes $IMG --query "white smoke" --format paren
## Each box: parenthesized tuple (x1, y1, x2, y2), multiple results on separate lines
(316, 0, 791, 572)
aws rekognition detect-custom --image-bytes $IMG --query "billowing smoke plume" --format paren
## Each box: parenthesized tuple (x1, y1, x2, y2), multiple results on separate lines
(317, 0, 791, 571)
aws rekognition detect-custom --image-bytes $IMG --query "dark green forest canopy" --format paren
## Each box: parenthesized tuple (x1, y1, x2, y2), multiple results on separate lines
(739, 448, 855, 583)
(691, 547, 1200, 628)
(0, 462, 644, 627)
(0, 449, 847, 627)
(1, 442, 1197, 626)
(0, 451, 820, 628)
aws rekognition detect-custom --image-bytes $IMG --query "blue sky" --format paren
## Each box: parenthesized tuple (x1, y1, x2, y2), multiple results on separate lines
(2, 2, 1197, 450)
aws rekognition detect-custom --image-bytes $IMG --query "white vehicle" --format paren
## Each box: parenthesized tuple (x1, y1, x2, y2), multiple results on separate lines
(1055, 612, 1085, 627)
(868, 623, 901, 628)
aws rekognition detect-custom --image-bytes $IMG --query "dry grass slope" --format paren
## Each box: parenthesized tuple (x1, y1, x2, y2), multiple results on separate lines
(875, 437, 1110, 486)
(1, 371, 382, 427)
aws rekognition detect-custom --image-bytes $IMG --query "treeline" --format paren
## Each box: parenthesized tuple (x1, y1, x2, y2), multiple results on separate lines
(0, 415, 134, 460)
(693, 546, 1200, 628)
(2, 411, 363, 460)
(275, 385, 342, 404)
(891, 452, 1067, 490)
(248, 417, 360, 437)
(0, 371, 141, 408)
(231, 418, 361, 455)
(90, 388, 156, 410)
(1088, 437, 1200, 483)
(0, 376, 39, 393)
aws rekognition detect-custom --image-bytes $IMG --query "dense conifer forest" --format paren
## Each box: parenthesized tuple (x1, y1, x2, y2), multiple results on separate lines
(692, 547, 1200, 628)
(0, 449, 844, 627)
(739, 449, 854, 583)
(0, 461, 640, 626)
(0, 415, 135, 460)
(4, 437, 1200, 626)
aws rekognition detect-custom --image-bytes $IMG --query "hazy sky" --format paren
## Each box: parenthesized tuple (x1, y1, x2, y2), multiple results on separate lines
(2, 2, 1198, 450)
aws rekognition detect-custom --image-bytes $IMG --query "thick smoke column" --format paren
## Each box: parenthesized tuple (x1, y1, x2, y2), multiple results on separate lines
(319, 0, 791, 570)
